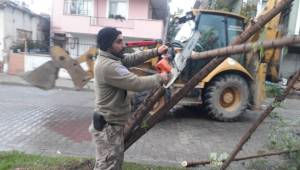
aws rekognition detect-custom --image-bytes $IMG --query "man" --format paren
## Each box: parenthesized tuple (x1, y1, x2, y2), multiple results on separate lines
(89, 27, 169, 170)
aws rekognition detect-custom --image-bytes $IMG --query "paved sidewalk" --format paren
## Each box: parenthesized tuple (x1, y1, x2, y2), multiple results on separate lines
(1, 73, 300, 169)
(0, 84, 300, 170)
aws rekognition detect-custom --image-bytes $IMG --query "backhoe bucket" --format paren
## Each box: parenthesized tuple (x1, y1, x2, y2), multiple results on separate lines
(22, 61, 59, 90)
(50, 46, 90, 90)
(22, 45, 91, 90)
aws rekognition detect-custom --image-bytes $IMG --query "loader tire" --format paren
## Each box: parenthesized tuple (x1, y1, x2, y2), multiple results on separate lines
(203, 74, 249, 121)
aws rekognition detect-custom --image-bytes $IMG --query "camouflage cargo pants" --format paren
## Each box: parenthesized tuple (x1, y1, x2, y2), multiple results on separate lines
(89, 123, 124, 170)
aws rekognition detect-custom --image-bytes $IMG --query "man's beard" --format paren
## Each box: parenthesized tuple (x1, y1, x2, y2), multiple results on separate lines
(112, 48, 125, 59)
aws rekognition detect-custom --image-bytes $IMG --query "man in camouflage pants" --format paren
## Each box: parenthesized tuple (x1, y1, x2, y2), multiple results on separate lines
(89, 27, 169, 170)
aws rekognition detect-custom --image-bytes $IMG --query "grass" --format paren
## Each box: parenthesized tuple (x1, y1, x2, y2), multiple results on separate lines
(0, 151, 184, 170)
(265, 82, 283, 98)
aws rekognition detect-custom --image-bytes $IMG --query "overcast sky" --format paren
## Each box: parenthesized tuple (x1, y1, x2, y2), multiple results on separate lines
(25, 0, 195, 16)
(169, 0, 195, 15)
(23, 0, 52, 14)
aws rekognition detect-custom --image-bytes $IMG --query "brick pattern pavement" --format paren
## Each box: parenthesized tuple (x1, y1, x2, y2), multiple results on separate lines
(0, 84, 299, 168)
(0, 85, 94, 157)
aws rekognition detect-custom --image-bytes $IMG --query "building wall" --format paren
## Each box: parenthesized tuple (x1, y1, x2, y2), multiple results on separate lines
(52, 15, 163, 39)
(7, 52, 24, 75)
(148, 2, 152, 19)
(36, 17, 50, 41)
(53, 0, 163, 21)
(0, 3, 50, 73)
(2, 5, 49, 46)
(95, 0, 107, 17)
(51, 0, 64, 33)
(52, 0, 164, 40)
(128, 0, 149, 19)
(31, 17, 39, 40)
(0, 10, 4, 63)
(4, 6, 34, 42)
(93, 0, 149, 19)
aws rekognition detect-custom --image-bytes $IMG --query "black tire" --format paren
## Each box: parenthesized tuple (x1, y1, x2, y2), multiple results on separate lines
(203, 74, 249, 121)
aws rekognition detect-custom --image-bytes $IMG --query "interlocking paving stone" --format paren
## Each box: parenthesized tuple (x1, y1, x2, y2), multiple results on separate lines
(0, 84, 299, 169)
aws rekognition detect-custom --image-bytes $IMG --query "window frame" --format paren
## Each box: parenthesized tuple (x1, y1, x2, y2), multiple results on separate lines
(63, 0, 94, 16)
(197, 13, 227, 49)
(106, 0, 129, 19)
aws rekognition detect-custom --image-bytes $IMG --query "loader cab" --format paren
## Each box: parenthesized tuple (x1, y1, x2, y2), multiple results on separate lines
(172, 10, 254, 122)
(174, 10, 245, 49)
(174, 10, 246, 80)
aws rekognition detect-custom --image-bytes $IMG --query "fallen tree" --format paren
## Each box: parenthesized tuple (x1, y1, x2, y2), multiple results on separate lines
(124, 34, 300, 140)
(181, 149, 300, 167)
(124, 0, 295, 150)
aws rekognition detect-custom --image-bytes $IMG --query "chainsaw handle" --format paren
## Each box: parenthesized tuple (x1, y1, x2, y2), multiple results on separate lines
(161, 41, 183, 60)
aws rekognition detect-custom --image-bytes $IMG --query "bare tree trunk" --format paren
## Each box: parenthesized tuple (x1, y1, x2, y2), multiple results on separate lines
(191, 36, 300, 60)
(124, 88, 165, 140)
(182, 149, 300, 167)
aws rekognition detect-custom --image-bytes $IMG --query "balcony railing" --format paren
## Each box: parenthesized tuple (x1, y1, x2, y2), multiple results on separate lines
(53, 15, 164, 39)
(90, 17, 135, 29)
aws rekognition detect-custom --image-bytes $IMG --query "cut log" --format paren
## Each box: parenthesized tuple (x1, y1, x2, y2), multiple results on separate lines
(191, 36, 300, 60)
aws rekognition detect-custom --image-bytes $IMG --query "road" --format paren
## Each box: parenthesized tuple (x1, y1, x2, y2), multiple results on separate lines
(0, 84, 299, 169)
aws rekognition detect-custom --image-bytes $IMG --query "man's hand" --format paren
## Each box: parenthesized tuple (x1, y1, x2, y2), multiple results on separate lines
(158, 45, 168, 55)
(191, 51, 200, 59)
(159, 72, 171, 84)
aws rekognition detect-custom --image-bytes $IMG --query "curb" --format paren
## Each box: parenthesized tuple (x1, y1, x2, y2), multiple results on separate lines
(1, 78, 299, 98)
(0, 81, 94, 92)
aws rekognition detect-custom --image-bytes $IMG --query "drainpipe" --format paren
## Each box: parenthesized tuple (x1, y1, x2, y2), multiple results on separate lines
(3, 36, 13, 73)
(97, 0, 99, 17)
(162, 0, 170, 43)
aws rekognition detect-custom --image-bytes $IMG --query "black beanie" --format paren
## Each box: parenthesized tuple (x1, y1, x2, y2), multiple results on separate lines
(97, 27, 122, 51)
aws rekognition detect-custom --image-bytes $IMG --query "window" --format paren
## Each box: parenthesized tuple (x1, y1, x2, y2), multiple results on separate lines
(181, 14, 227, 79)
(17, 29, 32, 40)
(195, 13, 226, 52)
(108, 0, 128, 19)
(227, 17, 244, 44)
(64, 0, 93, 16)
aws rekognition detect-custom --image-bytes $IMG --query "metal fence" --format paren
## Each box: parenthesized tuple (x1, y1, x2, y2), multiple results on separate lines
(10, 39, 96, 57)
(11, 40, 50, 54)
(65, 38, 96, 58)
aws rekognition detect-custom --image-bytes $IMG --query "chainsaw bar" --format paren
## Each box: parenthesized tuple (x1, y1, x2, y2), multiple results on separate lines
(164, 31, 201, 88)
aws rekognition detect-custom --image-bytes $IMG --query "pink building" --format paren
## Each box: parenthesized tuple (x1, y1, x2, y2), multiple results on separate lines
(51, 0, 168, 57)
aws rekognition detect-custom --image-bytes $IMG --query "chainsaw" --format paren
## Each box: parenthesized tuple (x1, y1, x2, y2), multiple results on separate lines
(155, 35, 201, 88)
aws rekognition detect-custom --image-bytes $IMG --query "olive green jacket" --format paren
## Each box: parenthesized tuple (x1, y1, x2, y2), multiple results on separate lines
(94, 49, 163, 125)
